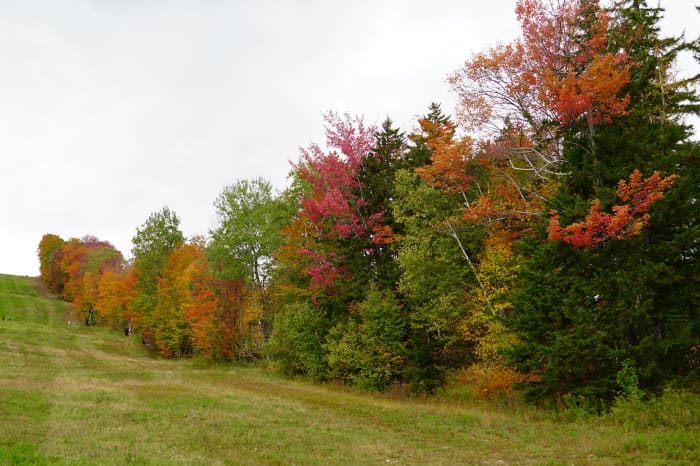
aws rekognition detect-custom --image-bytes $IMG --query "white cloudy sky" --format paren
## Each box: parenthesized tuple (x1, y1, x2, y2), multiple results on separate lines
(1, 0, 698, 276)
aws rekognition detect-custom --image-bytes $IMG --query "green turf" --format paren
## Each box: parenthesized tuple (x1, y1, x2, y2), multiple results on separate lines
(0, 274, 698, 465)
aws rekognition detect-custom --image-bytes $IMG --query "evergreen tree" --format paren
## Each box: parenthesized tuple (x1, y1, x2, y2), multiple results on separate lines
(357, 117, 406, 289)
(507, 0, 699, 403)
(400, 102, 450, 170)
(392, 104, 481, 393)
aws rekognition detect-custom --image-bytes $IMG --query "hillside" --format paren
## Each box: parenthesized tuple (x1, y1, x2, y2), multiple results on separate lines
(0, 274, 698, 465)
(0, 274, 75, 324)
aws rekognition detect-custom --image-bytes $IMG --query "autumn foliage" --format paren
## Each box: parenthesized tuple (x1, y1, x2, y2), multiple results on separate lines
(35, 0, 698, 403)
(548, 170, 678, 247)
(285, 112, 400, 298)
(450, 0, 630, 136)
(96, 268, 137, 329)
(37, 235, 123, 320)
(36, 233, 252, 360)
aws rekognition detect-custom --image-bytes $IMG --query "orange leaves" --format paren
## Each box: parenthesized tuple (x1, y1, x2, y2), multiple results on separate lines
(149, 242, 250, 359)
(460, 189, 536, 231)
(441, 0, 635, 248)
(184, 273, 220, 359)
(370, 224, 400, 246)
(212, 279, 248, 359)
(150, 243, 205, 356)
(548, 170, 678, 247)
(415, 119, 477, 193)
(36, 234, 124, 321)
(617, 169, 679, 214)
(450, 0, 630, 137)
(95, 268, 137, 329)
(456, 363, 539, 401)
(415, 114, 546, 237)
(37, 234, 65, 292)
(548, 199, 641, 247)
(554, 53, 631, 126)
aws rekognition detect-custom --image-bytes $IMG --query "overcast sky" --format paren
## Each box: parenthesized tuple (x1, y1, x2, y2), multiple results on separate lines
(1, 0, 698, 276)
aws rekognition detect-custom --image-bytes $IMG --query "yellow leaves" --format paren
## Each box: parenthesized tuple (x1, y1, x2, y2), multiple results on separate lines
(459, 233, 521, 371)
(469, 234, 520, 320)
(150, 243, 210, 357)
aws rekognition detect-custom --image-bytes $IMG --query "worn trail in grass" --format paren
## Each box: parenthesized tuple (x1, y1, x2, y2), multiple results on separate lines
(0, 274, 697, 465)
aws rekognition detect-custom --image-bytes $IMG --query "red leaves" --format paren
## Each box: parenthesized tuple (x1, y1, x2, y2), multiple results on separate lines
(284, 112, 404, 297)
(295, 112, 375, 241)
(303, 253, 347, 293)
(548, 170, 678, 247)
(450, 0, 630, 136)
(323, 111, 375, 164)
(289, 112, 399, 295)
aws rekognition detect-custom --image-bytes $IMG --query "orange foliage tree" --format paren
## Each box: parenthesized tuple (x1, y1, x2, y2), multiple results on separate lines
(184, 269, 220, 359)
(414, 0, 635, 398)
(36, 234, 124, 323)
(211, 278, 248, 359)
(95, 267, 138, 330)
(37, 234, 65, 294)
(142, 239, 251, 359)
(149, 242, 204, 357)
(183, 265, 249, 359)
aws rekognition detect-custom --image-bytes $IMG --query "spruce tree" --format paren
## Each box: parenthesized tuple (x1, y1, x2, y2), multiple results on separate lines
(507, 0, 699, 403)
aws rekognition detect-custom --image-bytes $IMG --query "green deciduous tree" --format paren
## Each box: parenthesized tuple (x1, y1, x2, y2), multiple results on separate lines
(209, 178, 294, 342)
(391, 106, 483, 392)
(265, 301, 329, 380)
(209, 178, 291, 286)
(131, 206, 185, 339)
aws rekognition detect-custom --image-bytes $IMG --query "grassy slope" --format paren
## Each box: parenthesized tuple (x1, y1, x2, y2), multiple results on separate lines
(0, 274, 697, 465)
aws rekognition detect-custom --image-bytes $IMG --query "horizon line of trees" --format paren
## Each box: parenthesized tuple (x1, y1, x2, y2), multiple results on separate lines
(38, 0, 699, 406)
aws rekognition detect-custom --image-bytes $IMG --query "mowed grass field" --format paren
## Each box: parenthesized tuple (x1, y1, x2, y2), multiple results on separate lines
(0, 273, 698, 465)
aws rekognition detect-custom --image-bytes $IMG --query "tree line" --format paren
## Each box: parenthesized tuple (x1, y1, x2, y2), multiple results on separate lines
(38, 0, 699, 406)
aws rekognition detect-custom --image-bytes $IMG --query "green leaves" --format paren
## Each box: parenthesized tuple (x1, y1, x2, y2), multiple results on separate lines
(131, 206, 185, 299)
(210, 177, 292, 286)
(325, 287, 406, 390)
